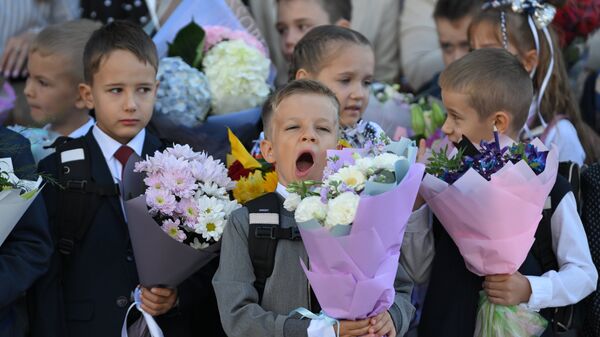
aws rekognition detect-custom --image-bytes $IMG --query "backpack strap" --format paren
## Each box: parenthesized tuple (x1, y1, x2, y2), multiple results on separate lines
(558, 161, 581, 212)
(246, 192, 301, 302)
(53, 137, 119, 255)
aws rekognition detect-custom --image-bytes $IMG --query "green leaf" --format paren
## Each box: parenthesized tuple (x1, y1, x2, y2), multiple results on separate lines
(167, 21, 206, 70)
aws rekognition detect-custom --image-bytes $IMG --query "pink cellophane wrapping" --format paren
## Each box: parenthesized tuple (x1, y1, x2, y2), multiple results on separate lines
(419, 139, 558, 276)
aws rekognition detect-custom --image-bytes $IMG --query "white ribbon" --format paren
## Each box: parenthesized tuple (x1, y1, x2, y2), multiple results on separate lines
(121, 287, 164, 337)
(290, 307, 340, 337)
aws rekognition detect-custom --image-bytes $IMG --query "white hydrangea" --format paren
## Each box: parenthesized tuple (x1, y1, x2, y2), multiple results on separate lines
(155, 57, 212, 125)
(325, 192, 360, 229)
(284, 192, 302, 211)
(294, 196, 328, 223)
(202, 40, 270, 115)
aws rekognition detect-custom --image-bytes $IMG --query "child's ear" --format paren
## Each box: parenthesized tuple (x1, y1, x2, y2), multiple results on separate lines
(295, 68, 310, 80)
(79, 83, 95, 110)
(492, 111, 511, 135)
(260, 138, 276, 164)
(335, 19, 351, 28)
(521, 49, 538, 74)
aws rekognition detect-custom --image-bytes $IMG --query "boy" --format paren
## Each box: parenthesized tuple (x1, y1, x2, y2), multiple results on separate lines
(416, 0, 482, 98)
(30, 21, 221, 337)
(25, 20, 100, 138)
(213, 79, 415, 337)
(412, 48, 598, 337)
(0, 127, 52, 337)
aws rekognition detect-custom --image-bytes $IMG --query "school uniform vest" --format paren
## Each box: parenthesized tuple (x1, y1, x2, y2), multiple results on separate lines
(418, 177, 571, 337)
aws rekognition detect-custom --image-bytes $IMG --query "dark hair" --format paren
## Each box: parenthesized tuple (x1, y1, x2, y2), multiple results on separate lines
(277, 0, 352, 23)
(433, 0, 483, 21)
(439, 48, 533, 132)
(262, 79, 340, 138)
(288, 25, 371, 80)
(469, 1, 600, 163)
(83, 20, 158, 83)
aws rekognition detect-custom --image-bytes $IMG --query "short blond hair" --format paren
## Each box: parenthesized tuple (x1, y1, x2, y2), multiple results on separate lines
(30, 19, 102, 83)
(262, 79, 339, 138)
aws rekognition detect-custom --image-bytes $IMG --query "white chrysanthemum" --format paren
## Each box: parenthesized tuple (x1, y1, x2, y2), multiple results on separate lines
(372, 153, 403, 171)
(199, 182, 228, 198)
(196, 213, 226, 241)
(155, 57, 211, 125)
(203, 40, 270, 115)
(294, 196, 328, 223)
(283, 193, 301, 211)
(190, 237, 210, 250)
(328, 166, 366, 190)
(196, 195, 226, 219)
(325, 192, 360, 229)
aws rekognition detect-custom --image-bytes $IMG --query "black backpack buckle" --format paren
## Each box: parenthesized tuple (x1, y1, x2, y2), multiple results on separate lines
(58, 238, 75, 255)
(254, 225, 301, 240)
(66, 180, 87, 191)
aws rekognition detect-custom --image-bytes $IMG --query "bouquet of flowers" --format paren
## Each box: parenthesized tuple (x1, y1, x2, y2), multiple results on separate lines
(226, 129, 277, 204)
(284, 136, 425, 336)
(420, 133, 559, 337)
(362, 82, 412, 138)
(0, 157, 43, 246)
(165, 21, 270, 116)
(408, 96, 446, 147)
(155, 57, 212, 126)
(121, 144, 240, 336)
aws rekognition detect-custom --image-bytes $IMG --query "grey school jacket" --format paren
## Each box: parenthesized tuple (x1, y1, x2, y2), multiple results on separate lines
(212, 197, 415, 337)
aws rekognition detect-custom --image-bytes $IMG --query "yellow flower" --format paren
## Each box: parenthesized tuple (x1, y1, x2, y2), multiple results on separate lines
(233, 171, 266, 204)
(264, 171, 278, 192)
(227, 128, 261, 169)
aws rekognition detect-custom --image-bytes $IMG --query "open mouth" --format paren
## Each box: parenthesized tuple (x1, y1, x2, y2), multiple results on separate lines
(295, 151, 315, 177)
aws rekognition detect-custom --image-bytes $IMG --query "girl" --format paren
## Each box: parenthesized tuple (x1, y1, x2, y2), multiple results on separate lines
(468, 0, 600, 166)
(289, 25, 388, 148)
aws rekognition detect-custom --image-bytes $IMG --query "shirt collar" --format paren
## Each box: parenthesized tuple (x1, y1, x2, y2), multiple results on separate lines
(68, 117, 95, 139)
(276, 182, 289, 199)
(92, 125, 146, 162)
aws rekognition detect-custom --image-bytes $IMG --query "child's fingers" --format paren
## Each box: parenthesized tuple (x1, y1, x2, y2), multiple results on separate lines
(141, 287, 168, 304)
(485, 274, 510, 282)
(150, 287, 176, 297)
(484, 288, 506, 299)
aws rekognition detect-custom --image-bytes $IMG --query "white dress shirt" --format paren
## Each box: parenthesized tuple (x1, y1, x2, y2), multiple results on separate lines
(544, 120, 586, 167)
(92, 125, 145, 184)
(275, 183, 289, 199)
(68, 117, 95, 139)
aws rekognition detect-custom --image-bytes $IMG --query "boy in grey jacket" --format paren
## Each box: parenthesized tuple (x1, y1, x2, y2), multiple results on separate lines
(213, 79, 415, 337)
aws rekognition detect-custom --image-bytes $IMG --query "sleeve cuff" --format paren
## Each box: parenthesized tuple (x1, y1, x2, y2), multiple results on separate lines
(524, 275, 553, 311)
(283, 317, 310, 337)
(406, 204, 430, 233)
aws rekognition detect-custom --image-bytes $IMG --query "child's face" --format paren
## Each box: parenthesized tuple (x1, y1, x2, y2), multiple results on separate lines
(24, 51, 83, 125)
(276, 0, 332, 60)
(470, 22, 538, 74)
(80, 50, 157, 144)
(299, 44, 374, 128)
(260, 93, 338, 187)
(435, 16, 472, 66)
(441, 90, 497, 144)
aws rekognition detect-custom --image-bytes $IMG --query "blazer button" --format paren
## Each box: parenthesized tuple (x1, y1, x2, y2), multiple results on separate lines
(126, 255, 134, 262)
(116, 296, 129, 308)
